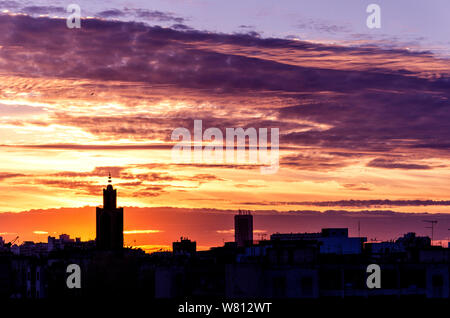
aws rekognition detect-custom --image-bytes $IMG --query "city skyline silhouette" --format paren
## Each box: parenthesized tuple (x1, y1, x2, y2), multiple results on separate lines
(0, 0, 449, 303)
(0, 176, 449, 253)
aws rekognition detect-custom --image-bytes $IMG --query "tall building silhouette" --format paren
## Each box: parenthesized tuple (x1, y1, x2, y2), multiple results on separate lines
(96, 174, 123, 250)
(235, 210, 253, 247)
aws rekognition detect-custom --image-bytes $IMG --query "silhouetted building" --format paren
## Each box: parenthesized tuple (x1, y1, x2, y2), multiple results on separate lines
(271, 228, 366, 255)
(173, 237, 196, 256)
(235, 210, 253, 247)
(366, 232, 431, 255)
(96, 175, 123, 250)
(395, 232, 431, 249)
(47, 234, 87, 252)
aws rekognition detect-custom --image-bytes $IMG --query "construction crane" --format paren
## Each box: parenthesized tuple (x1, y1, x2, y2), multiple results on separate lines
(423, 220, 437, 245)
(5, 236, 19, 248)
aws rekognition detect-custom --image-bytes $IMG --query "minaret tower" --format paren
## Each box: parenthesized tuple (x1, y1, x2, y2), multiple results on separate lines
(103, 172, 117, 210)
(96, 173, 124, 250)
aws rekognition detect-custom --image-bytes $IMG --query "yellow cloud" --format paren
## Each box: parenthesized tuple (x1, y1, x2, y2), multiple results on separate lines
(123, 229, 162, 234)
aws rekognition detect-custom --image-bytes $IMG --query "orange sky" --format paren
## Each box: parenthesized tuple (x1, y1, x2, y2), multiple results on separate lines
(0, 13, 450, 250)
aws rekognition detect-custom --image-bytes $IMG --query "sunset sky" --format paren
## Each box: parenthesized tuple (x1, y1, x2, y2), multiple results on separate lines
(0, 1, 449, 250)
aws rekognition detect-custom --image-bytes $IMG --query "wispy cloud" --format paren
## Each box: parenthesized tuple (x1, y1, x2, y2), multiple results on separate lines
(216, 229, 266, 234)
(33, 230, 48, 235)
(241, 200, 450, 208)
(124, 229, 162, 234)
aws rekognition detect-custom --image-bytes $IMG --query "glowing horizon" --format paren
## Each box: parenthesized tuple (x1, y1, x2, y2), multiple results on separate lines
(0, 2, 450, 250)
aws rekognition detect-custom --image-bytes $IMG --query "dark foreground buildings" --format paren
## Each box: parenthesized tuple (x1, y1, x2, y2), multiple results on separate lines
(0, 184, 449, 299)
(1, 225, 448, 299)
(0, 229, 449, 299)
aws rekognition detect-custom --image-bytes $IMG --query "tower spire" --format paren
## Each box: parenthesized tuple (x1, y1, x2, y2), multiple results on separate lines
(97, 171, 123, 250)
(104, 171, 116, 209)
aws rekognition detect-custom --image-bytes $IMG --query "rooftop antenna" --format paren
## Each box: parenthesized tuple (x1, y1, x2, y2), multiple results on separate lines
(108, 171, 112, 183)
(423, 220, 437, 245)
